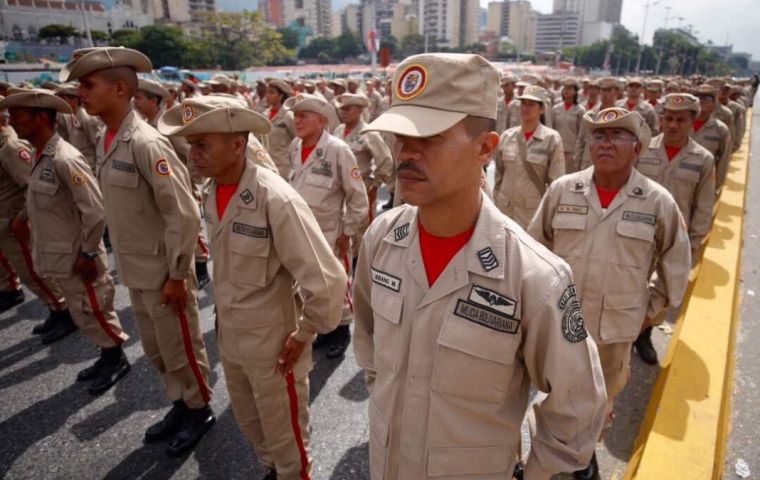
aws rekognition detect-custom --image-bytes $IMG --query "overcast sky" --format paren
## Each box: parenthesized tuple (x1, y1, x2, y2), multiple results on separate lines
(520, 0, 759, 59)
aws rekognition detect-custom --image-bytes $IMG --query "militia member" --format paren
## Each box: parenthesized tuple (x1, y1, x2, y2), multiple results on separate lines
(62, 47, 214, 456)
(691, 84, 732, 193)
(551, 78, 586, 172)
(357, 53, 606, 480)
(55, 82, 103, 170)
(265, 79, 296, 179)
(494, 85, 565, 228)
(4, 89, 129, 394)
(159, 95, 347, 480)
(287, 94, 368, 359)
(582, 78, 600, 111)
(617, 77, 659, 135)
(496, 74, 521, 135)
(576, 77, 621, 170)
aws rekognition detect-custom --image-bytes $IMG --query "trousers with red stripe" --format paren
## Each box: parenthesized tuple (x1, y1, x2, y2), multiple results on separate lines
(0, 234, 66, 310)
(54, 252, 127, 348)
(128, 275, 211, 409)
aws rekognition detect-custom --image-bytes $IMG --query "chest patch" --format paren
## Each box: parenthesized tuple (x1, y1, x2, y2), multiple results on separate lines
(39, 168, 56, 183)
(453, 298, 520, 334)
(112, 160, 136, 173)
(476, 247, 499, 272)
(371, 268, 401, 292)
(557, 204, 588, 215)
(311, 161, 333, 178)
(393, 223, 409, 242)
(622, 210, 656, 226)
(232, 222, 268, 238)
(678, 162, 702, 173)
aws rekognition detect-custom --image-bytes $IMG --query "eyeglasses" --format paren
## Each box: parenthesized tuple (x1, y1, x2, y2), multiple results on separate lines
(589, 131, 638, 145)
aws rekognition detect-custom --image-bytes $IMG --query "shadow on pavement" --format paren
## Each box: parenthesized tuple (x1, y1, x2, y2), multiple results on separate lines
(330, 442, 369, 480)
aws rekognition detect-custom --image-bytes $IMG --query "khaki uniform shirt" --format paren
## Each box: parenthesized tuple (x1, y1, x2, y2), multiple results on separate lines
(550, 102, 586, 156)
(245, 136, 279, 173)
(616, 98, 659, 135)
(28, 134, 105, 277)
(725, 100, 746, 151)
(266, 107, 296, 179)
(0, 127, 32, 234)
(288, 130, 369, 247)
(494, 123, 565, 228)
(690, 115, 732, 190)
(574, 105, 605, 170)
(95, 110, 200, 289)
(333, 120, 394, 188)
(56, 108, 102, 170)
(367, 90, 383, 121)
(353, 197, 607, 480)
(253, 95, 269, 114)
(496, 97, 520, 135)
(714, 103, 736, 150)
(528, 167, 691, 339)
(205, 158, 347, 363)
(636, 136, 716, 258)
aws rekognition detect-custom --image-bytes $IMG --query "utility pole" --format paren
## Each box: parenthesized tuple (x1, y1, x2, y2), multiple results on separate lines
(635, 0, 659, 73)
(79, 0, 94, 47)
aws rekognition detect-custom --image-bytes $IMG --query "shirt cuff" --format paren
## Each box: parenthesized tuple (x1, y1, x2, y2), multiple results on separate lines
(292, 326, 318, 344)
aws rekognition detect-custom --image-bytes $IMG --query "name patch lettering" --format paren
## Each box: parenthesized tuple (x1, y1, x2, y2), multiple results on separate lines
(112, 160, 136, 173)
(371, 268, 401, 292)
(454, 300, 520, 334)
(232, 222, 268, 238)
(622, 210, 656, 225)
(557, 204, 589, 215)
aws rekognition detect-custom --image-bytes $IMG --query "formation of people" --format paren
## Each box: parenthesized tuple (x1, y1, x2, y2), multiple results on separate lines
(0, 47, 755, 480)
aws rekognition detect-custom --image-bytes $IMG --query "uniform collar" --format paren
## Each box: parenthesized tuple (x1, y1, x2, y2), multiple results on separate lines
(297, 129, 331, 169)
(210, 157, 259, 237)
(573, 167, 649, 216)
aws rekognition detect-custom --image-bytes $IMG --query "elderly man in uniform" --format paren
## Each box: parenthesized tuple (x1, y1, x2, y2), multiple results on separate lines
(496, 73, 521, 135)
(159, 95, 347, 480)
(4, 89, 130, 394)
(529, 108, 691, 478)
(55, 82, 103, 171)
(617, 77, 659, 135)
(633, 94, 715, 365)
(286, 93, 368, 359)
(576, 77, 621, 170)
(0, 96, 73, 339)
(494, 85, 565, 228)
(356, 52, 606, 480)
(691, 84, 732, 193)
(62, 47, 214, 456)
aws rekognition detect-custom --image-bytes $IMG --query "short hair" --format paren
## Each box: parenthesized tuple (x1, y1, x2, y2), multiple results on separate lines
(461, 115, 496, 138)
(28, 107, 57, 126)
(100, 66, 138, 97)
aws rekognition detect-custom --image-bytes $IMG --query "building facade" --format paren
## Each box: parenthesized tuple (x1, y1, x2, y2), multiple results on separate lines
(418, 0, 478, 49)
(535, 10, 581, 53)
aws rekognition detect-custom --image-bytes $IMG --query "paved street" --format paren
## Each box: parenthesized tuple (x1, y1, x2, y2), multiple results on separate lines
(1, 113, 758, 480)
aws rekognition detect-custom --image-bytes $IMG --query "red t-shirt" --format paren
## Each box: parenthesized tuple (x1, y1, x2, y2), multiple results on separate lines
(343, 128, 352, 138)
(524, 130, 535, 142)
(693, 119, 706, 132)
(595, 185, 620, 208)
(104, 130, 118, 153)
(587, 101, 596, 110)
(626, 102, 637, 111)
(649, 99, 658, 107)
(216, 183, 238, 219)
(301, 145, 316, 164)
(419, 221, 475, 287)
(268, 108, 279, 121)
(564, 102, 573, 110)
(665, 145, 682, 161)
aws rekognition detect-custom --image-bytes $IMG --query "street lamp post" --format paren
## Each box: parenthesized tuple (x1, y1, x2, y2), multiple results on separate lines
(635, 0, 660, 73)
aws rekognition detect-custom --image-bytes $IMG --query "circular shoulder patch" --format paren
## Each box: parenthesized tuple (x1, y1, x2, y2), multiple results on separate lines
(350, 166, 361, 179)
(255, 149, 267, 161)
(19, 150, 31, 163)
(182, 105, 195, 124)
(670, 95, 686, 105)
(557, 284, 588, 343)
(71, 172, 87, 186)
(154, 158, 171, 177)
(601, 110, 621, 122)
(396, 64, 428, 101)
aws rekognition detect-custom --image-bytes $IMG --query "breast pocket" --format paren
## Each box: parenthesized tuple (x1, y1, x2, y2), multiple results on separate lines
(431, 312, 520, 404)
(673, 166, 700, 201)
(370, 284, 403, 373)
(228, 229, 270, 288)
(30, 181, 59, 210)
(551, 212, 588, 259)
(614, 220, 655, 268)
(107, 163, 140, 189)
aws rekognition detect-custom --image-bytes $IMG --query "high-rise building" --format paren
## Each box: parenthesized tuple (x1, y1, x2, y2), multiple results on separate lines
(261, 0, 332, 37)
(145, 0, 216, 23)
(486, 1, 509, 37)
(418, 0, 479, 49)
(508, 0, 536, 53)
(535, 11, 581, 53)
(552, 0, 620, 45)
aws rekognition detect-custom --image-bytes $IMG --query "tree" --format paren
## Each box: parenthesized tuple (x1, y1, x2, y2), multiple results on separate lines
(277, 27, 301, 50)
(110, 29, 139, 45)
(124, 25, 186, 68)
(90, 30, 108, 43)
(335, 31, 365, 59)
(299, 37, 337, 62)
(37, 24, 78, 44)
(400, 33, 427, 57)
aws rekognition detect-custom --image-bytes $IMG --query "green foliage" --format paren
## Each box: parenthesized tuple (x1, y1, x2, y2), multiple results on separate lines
(299, 31, 366, 62)
(110, 29, 140, 45)
(400, 34, 430, 57)
(277, 27, 301, 50)
(37, 24, 78, 43)
(89, 30, 109, 42)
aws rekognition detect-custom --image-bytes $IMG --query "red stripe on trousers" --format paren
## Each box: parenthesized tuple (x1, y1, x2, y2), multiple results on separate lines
(0, 251, 20, 291)
(84, 281, 124, 346)
(18, 239, 62, 310)
(177, 310, 211, 404)
(196, 236, 210, 257)
(342, 254, 354, 314)
(286, 371, 311, 480)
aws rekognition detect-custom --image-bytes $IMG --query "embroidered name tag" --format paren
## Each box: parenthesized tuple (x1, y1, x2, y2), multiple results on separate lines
(112, 160, 136, 173)
(622, 210, 656, 225)
(557, 204, 589, 215)
(530, 148, 549, 155)
(638, 156, 661, 165)
(679, 163, 702, 173)
(232, 222, 268, 238)
(371, 268, 401, 292)
(704, 135, 721, 142)
(454, 299, 520, 334)
(311, 161, 333, 177)
(40, 168, 56, 183)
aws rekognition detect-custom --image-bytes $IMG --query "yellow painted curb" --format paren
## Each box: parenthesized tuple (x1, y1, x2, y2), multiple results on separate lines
(625, 110, 752, 479)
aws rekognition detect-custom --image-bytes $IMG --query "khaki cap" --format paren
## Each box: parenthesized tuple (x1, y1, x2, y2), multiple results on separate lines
(138, 79, 169, 99)
(283, 93, 336, 121)
(627, 77, 644, 86)
(212, 74, 233, 87)
(587, 78, 600, 87)
(517, 85, 549, 104)
(0, 88, 73, 114)
(329, 78, 347, 89)
(501, 73, 518, 85)
(335, 93, 369, 109)
(363, 53, 498, 138)
(158, 95, 271, 137)
(60, 47, 152, 82)
(646, 79, 664, 91)
(55, 82, 79, 97)
(563, 78, 579, 88)
(660, 93, 700, 114)
(694, 84, 717, 97)
(583, 107, 651, 154)
(521, 74, 541, 85)
(0, 81, 12, 89)
(40, 81, 61, 91)
(268, 78, 294, 97)
(598, 77, 620, 89)
(706, 78, 724, 88)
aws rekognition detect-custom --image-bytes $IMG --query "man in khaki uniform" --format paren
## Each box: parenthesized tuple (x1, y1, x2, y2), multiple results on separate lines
(707, 79, 738, 151)
(723, 85, 747, 152)
(691, 84, 732, 193)
(266, 78, 297, 179)
(575, 77, 621, 170)
(617, 77, 659, 135)
(581, 78, 600, 111)
(287, 93, 369, 359)
(54, 82, 103, 170)
(365, 81, 383, 121)
(62, 47, 214, 456)
(633, 94, 716, 365)
(357, 52, 606, 480)
(159, 95, 347, 480)
(3, 89, 130, 394)
(0, 98, 73, 339)
(494, 85, 565, 228)
(496, 74, 521, 135)
(551, 78, 586, 172)
(528, 108, 691, 478)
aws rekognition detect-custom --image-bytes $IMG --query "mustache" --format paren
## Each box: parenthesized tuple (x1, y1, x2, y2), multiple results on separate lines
(396, 162, 425, 176)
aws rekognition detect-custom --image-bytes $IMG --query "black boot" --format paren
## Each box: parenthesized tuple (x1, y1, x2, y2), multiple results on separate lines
(196, 261, 210, 290)
(0, 289, 24, 313)
(573, 452, 598, 480)
(635, 327, 658, 365)
(40, 309, 77, 344)
(326, 325, 351, 359)
(381, 192, 394, 210)
(87, 346, 131, 395)
(103, 227, 111, 252)
(145, 401, 188, 443)
(512, 461, 525, 480)
(166, 405, 215, 457)
(261, 469, 278, 480)
(32, 308, 60, 335)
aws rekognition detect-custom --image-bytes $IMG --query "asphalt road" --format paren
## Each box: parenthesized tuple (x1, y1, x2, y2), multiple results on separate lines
(1, 119, 757, 479)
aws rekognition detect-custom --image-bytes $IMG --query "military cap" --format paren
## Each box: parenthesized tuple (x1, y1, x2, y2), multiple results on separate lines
(694, 84, 717, 98)
(40, 81, 61, 91)
(660, 93, 701, 114)
(138, 79, 169, 99)
(583, 107, 652, 154)
(55, 82, 79, 97)
(158, 95, 271, 137)
(335, 93, 370, 109)
(517, 85, 549, 104)
(627, 77, 644, 86)
(0, 88, 73, 114)
(501, 73, 519, 85)
(283, 93, 337, 124)
(329, 78, 347, 89)
(60, 47, 152, 82)
(268, 78, 294, 97)
(646, 79, 664, 91)
(562, 78, 580, 88)
(520, 74, 541, 85)
(363, 53, 498, 138)
(598, 77, 620, 89)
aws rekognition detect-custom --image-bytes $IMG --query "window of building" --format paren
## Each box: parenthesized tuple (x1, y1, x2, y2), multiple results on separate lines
(295, 0, 304, 9)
